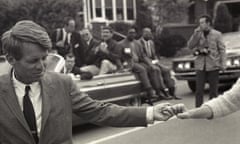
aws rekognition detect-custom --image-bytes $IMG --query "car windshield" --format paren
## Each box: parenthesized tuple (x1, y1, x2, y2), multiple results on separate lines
(222, 32, 240, 50)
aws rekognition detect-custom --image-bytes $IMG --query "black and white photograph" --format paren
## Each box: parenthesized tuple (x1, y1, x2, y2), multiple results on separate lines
(1, 0, 240, 144)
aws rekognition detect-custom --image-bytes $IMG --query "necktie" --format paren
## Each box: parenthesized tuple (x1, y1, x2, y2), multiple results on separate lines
(23, 85, 39, 143)
(145, 41, 152, 57)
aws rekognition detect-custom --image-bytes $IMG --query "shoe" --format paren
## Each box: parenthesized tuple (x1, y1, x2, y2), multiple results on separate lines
(146, 89, 154, 105)
(163, 89, 173, 100)
(173, 95, 182, 100)
(156, 90, 172, 100)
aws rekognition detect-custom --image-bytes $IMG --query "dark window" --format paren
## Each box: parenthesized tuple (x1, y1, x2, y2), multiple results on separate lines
(90, 0, 93, 18)
(126, 0, 134, 20)
(95, 0, 102, 17)
(116, 0, 124, 20)
(105, 0, 113, 20)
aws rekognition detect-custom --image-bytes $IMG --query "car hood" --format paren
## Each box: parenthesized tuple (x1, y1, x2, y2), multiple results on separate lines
(226, 49, 240, 57)
(173, 55, 195, 62)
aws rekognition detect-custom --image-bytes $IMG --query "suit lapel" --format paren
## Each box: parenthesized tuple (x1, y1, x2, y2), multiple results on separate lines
(39, 73, 54, 136)
(1, 70, 32, 133)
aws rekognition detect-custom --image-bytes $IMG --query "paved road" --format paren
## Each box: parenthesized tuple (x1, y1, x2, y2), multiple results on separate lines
(73, 80, 240, 144)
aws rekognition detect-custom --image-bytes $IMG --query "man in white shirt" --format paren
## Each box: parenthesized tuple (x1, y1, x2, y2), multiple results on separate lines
(0, 20, 174, 144)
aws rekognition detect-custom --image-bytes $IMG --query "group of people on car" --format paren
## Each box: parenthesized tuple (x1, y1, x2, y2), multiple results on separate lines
(51, 18, 181, 105)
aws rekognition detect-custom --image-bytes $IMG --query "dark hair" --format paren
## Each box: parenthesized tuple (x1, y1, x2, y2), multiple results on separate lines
(128, 26, 137, 31)
(1, 20, 52, 60)
(199, 15, 212, 25)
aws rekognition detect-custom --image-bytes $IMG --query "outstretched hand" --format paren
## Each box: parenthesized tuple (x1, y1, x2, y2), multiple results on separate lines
(171, 104, 191, 119)
(153, 103, 175, 121)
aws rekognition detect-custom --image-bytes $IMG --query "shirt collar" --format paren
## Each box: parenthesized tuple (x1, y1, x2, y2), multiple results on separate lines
(12, 70, 40, 90)
(141, 38, 148, 43)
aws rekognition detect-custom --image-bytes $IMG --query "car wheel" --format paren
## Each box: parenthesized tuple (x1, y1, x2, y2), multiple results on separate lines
(187, 81, 196, 93)
(129, 96, 142, 106)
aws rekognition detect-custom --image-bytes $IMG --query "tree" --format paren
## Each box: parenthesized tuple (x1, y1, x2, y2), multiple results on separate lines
(145, 0, 189, 25)
(0, 0, 83, 36)
(135, 0, 153, 37)
(213, 3, 233, 33)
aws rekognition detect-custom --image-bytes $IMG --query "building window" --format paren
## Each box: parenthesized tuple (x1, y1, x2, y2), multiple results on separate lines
(95, 0, 102, 17)
(126, 0, 134, 20)
(116, 0, 124, 20)
(105, 0, 113, 20)
(86, 0, 136, 23)
(89, 0, 93, 19)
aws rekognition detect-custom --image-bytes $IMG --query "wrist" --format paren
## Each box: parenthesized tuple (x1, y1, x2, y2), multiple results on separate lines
(146, 107, 154, 124)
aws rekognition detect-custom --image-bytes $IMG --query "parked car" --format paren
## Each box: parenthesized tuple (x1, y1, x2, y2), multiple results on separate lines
(172, 32, 240, 92)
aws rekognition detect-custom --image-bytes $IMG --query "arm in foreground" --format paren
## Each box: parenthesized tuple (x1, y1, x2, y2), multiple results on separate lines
(67, 75, 174, 126)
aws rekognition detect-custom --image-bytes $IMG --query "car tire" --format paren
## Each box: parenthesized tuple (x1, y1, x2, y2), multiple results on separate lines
(187, 81, 196, 93)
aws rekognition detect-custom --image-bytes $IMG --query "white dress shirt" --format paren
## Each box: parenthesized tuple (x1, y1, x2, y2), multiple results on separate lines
(12, 71, 42, 136)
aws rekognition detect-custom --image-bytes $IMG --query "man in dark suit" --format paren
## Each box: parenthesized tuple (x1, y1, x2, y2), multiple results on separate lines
(118, 27, 171, 105)
(0, 20, 174, 144)
(139, 27, 181, 100)
(95, 26, 124, 75)
(137, 28, 175, 99)
(79, 28, 101, 75)
(51, 18, 87, 67)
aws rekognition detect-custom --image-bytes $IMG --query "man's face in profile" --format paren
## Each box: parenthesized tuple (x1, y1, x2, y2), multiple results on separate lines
(10, 43, 48, 84)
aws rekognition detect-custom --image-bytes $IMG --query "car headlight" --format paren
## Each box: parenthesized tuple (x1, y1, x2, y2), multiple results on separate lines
(233, 59, 240, 66)
(177, 63, 184, 69)
(184, 62, 191, 69)
(226, 60, 232, 67)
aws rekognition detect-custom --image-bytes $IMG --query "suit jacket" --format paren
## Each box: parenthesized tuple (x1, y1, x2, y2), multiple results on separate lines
(96, 39, 123, 69)
(70, 32, 88, 67)
(52, 28, 87, 65)
(84, 38, 101, 65)
(137, 38, 156, 66)
(188, 28, 226, 71)
(118, 39, 146, 64)
(139, 38, 158, 60)
(0, 71, 147, 144)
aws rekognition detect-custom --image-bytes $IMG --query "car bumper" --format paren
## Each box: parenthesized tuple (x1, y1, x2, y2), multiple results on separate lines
(175, 69, 240, 81)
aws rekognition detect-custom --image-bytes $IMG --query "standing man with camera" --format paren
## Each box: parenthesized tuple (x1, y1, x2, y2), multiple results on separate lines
(188, 15, 226, 107)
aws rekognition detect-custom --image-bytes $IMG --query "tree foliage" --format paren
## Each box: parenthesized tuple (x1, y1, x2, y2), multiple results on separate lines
(213, 3, 233, 33)
(0, 0, 83, 36)
(146, 0, 189, 25)
(135, 0, 153, 36)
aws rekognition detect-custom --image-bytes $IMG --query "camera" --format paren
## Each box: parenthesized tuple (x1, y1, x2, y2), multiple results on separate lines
(193, 47, 210, 56)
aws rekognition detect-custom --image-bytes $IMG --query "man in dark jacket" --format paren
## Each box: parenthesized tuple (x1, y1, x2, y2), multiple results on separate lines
(118, 27, 171, 105)
(51, 18, 87, 67)
(0, 20, 174, 144)
(95, 26, 123, 75)
(79, 28, 101, 75)
(139, 27, 181, 100)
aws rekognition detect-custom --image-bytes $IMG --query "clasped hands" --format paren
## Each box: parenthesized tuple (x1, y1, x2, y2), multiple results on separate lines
(153, 103, 190, 121)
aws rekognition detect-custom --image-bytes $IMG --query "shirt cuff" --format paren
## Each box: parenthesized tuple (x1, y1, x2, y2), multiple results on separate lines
(146, 107, 154, 124)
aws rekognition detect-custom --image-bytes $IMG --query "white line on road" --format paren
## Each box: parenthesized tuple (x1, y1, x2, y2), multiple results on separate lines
(87, 117, 176, 144)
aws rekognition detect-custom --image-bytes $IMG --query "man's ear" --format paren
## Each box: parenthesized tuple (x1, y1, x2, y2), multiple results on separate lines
(6, 54, 16, 65)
